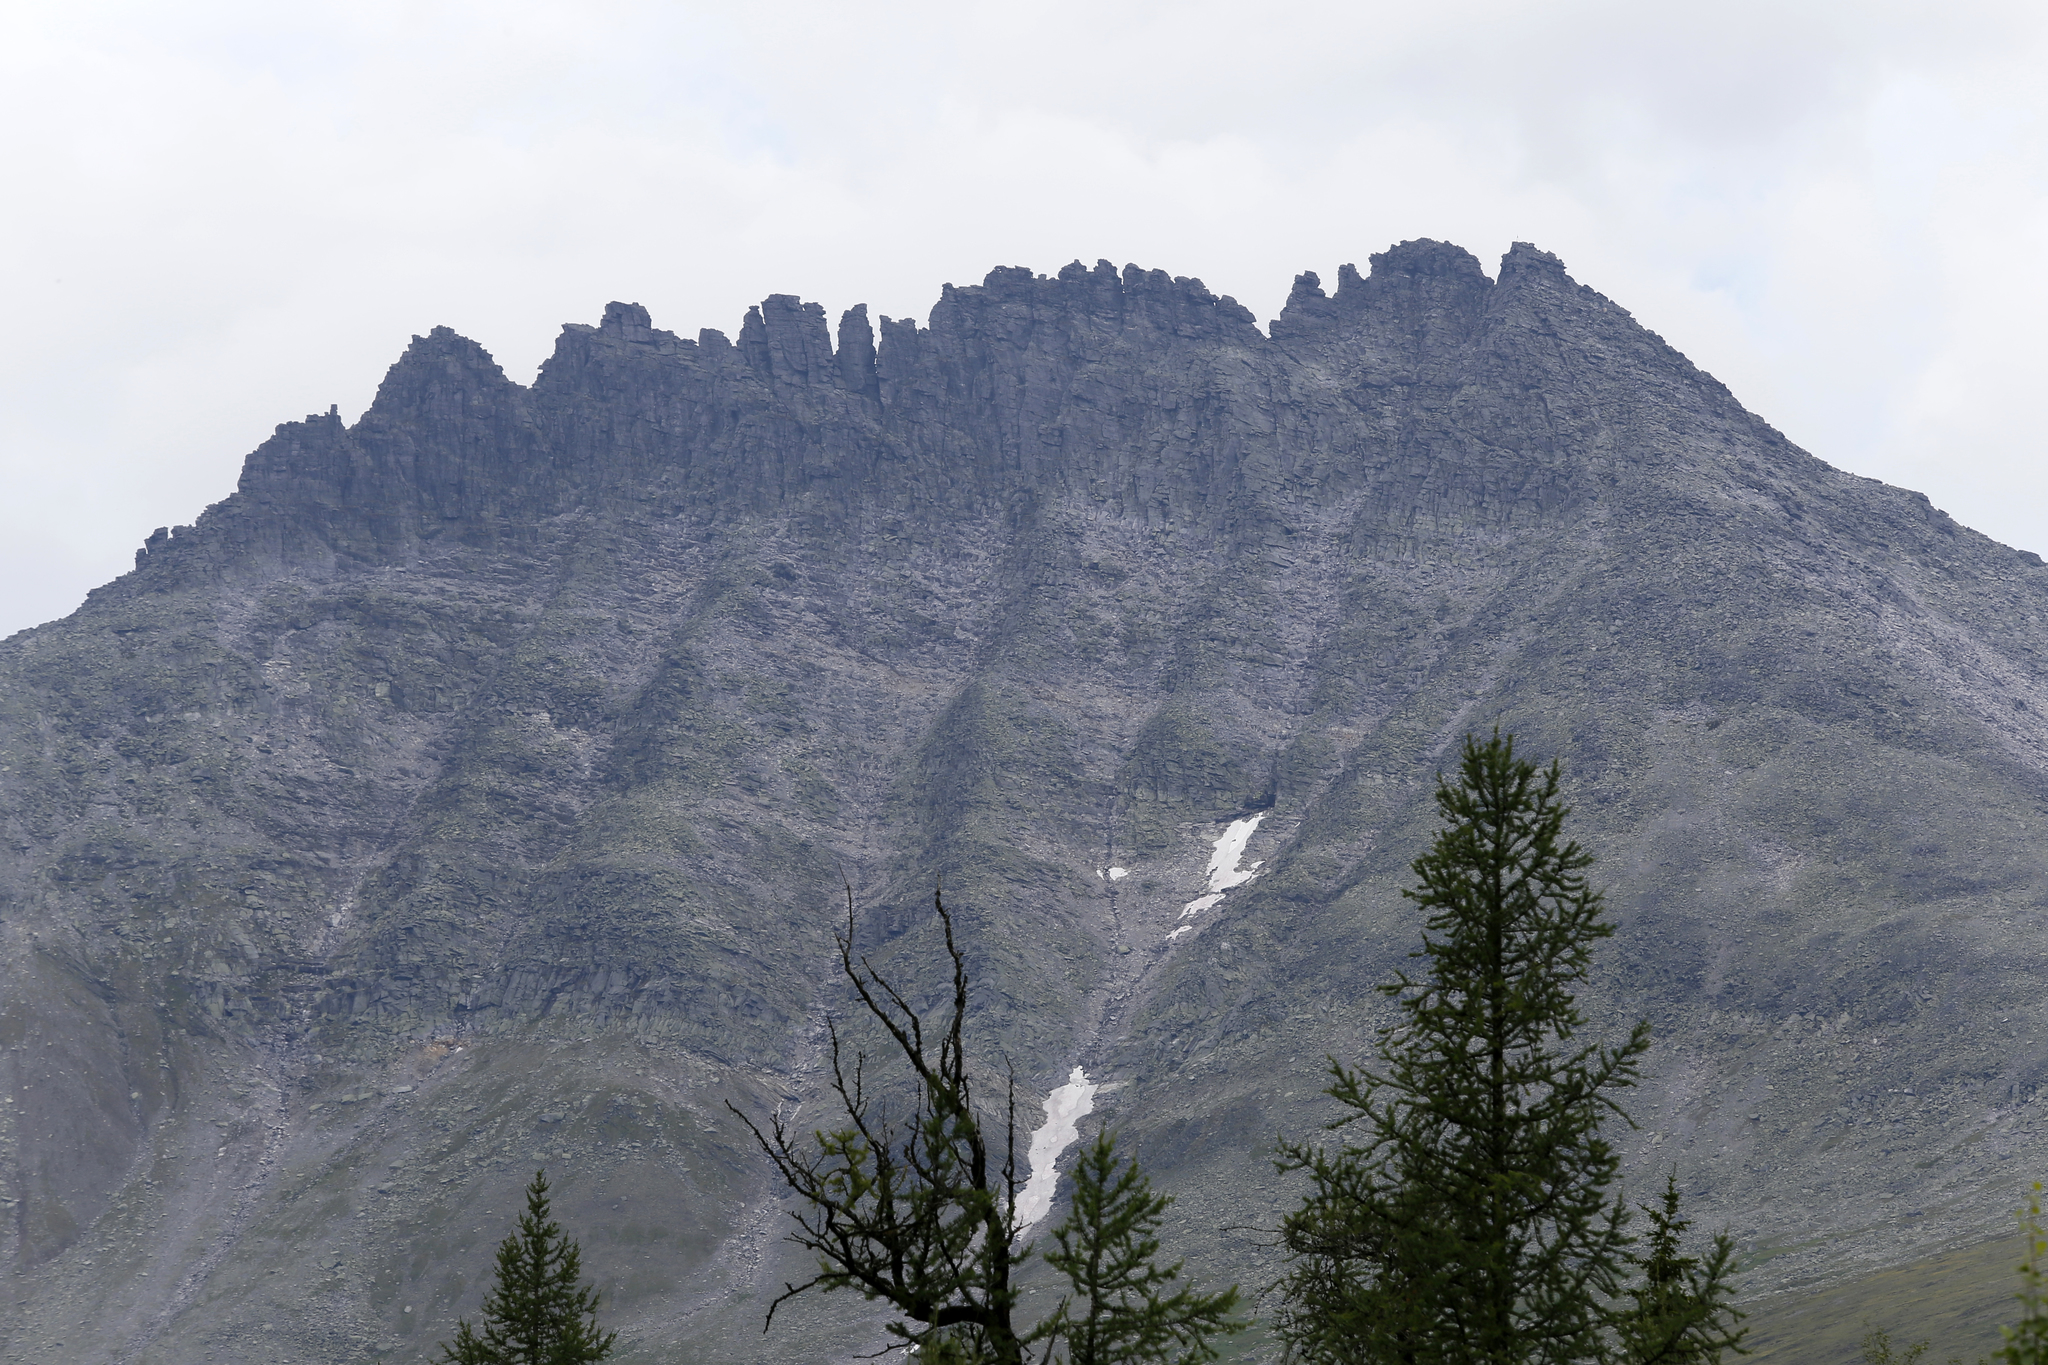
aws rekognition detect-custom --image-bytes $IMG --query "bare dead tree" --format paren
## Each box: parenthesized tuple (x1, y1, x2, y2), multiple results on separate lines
(728, 883, 1029, 1364)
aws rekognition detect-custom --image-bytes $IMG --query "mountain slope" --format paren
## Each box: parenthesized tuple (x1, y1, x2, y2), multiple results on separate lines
(3, 240, 2045, 1364)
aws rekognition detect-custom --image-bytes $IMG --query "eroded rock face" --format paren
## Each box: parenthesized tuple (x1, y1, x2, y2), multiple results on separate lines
(4, 240, 2046, 1363)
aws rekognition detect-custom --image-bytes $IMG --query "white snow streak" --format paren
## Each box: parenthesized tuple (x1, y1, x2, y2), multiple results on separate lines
(1205, 814, 1265, 891)
(1164, 814, 1268, 941)
(1015, 1067, 1097, 1231)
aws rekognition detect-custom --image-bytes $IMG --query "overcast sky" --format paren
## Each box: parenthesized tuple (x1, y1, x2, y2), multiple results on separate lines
(3, 1, 2043, 639)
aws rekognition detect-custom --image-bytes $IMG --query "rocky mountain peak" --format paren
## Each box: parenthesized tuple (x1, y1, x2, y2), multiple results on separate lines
(366, 324, 521, 420)
(6, 240, 2047, 1365)
(599, 299, 656, 340)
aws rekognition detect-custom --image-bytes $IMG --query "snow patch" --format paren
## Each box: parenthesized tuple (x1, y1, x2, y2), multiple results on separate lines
(1015, 1067, 1097, 1231)
(1108, 867, 1129, 881)
(1205, 814, 1265, 891)
(1165, 814, 1268, 941)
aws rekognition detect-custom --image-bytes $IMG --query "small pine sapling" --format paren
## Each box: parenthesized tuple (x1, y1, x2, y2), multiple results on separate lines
(1038, 1132, 1242, 1365)
(438, 1168, 617, 1365)
(1617, 1172, 1746, 1365)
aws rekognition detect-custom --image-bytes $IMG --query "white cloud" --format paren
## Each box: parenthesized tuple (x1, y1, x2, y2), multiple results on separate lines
(2, 0, 2043, 636)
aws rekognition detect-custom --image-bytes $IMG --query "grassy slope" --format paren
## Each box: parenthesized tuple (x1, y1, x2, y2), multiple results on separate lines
(1744, 1233, 2030, 1365)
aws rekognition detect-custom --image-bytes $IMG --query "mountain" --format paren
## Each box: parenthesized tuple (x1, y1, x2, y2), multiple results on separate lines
(3, 240, 2046, 1365)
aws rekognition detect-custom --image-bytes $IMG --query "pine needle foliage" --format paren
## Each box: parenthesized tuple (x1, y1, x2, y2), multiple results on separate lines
(1615, 1174, 1746, 1365)
(1040, 1132, 1244, 1365)
(1997, 1183, 2048, 1365)
(1274, 729, 1655, 1365)
(437, 1168, 616, 1365)
(728, 884, 1031, 1365)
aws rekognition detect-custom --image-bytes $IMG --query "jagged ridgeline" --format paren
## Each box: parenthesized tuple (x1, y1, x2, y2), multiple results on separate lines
(3, 240, 2046, 1365)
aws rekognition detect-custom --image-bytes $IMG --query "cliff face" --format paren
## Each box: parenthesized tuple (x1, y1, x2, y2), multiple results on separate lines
(4, 240, 2047, 1364)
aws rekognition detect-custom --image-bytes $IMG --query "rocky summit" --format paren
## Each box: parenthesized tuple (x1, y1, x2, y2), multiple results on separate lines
(3, 240, 2046, 1364)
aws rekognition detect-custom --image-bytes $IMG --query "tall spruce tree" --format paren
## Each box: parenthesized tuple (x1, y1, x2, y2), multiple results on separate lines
(438, 1168, 616, 1365)
(1276, 730, 1692, 1365)
(1040, 1132, 1243, 1365)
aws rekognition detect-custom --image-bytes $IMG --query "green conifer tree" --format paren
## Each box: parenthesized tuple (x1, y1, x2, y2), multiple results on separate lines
(1997, 1183, 2048, 1365)
(438, 1168, 617, 1365)
(1274, 730, 1660, 1365)
(1039, 1132, 1243, 1365)
(1615, 1174, 1745, 1365)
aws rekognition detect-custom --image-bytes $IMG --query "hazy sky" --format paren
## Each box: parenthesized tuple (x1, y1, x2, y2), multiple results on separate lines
(3, 1, 2043, 639)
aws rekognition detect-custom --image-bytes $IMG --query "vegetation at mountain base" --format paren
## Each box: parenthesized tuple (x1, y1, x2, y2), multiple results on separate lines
(1753, 1187, 2048, 1365)
(1995, 1185, 2048, 1365)
(728, 884, 1241, 1364)
(716, 730, 2046, 1365)
(1856, 1324, 1930, 1365)
(437, 1168, 616, 1365)
(1039, 1132, 1244, 1365)
(1274, 730, 1742, 1365)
